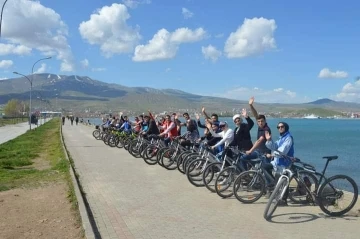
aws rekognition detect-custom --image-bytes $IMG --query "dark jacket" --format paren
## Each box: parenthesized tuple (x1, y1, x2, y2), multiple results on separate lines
(144, 119, 160, 135)
(232, 116, 254, 150)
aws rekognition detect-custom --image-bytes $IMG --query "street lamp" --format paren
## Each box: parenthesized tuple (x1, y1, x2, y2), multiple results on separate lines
(0, 0, 9, 38)
(13, 71, 33, 130)
(32, 56, 52, 75)
(32, 57, 51, 122)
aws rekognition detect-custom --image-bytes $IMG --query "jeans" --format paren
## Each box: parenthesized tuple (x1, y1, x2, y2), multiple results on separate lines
(239, 151, 261, 170)
(164, 137, 171, 146)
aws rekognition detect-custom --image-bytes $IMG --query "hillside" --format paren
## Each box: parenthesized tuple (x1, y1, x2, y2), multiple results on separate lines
(0, 73, 359, 115)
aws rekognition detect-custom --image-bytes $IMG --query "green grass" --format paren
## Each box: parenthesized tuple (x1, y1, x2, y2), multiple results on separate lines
(0, 117, 28, 127)
(0, 117, 81, 228)
(0, 118, 71, 191)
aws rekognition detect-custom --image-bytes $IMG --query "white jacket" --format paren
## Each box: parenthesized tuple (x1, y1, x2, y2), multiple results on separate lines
(208, 128, 234, 148)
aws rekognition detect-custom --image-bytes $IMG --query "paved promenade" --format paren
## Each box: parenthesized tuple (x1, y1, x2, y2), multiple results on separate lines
(0, 118, 50, 145)
(62, 125, 360, 239)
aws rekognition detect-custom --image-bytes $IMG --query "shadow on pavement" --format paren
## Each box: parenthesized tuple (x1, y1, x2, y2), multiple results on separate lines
(269, 211, 359, 224)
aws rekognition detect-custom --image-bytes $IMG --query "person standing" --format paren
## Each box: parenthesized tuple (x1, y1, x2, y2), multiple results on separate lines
(75, 117, 79, 125)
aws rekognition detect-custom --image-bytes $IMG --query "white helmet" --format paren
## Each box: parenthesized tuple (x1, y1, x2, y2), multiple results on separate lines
(232, 114, 241, 122)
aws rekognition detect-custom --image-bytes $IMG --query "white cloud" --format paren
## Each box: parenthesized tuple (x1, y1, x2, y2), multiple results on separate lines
(133, 27, 206, 62)
(79, 3, 141, 58)
(1, 0, 74, 71)
(81, 59, 89, 68)
(215, 33, 224, 38)
(201, 45, 222, 62)
(224, 17, 277, 58)
(215, 86, 307, 103)
(182, 8, 194, 19)
(122, 0, 151, 9)
(92, 68, 106, 72)
(0, 60, 13, 69)
(333, 81, 360, 102)
(33, 63, 47, 74)
(170, 28, 206, 43)
(0, 43, 32, 56)
(0, 77, 8, 81)
(318, 68, 348, 79)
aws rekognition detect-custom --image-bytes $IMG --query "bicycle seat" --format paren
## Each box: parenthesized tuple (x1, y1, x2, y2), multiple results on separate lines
(322, 155, 338, 160)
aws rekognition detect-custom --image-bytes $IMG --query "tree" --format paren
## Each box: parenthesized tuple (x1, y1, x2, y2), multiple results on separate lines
(3, 99, 28, 117)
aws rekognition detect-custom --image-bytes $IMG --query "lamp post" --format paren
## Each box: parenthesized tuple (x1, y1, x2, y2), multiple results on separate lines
(13, 71, 32, 130)
(0, 0, 9, 38)
(32, 56, 52, 75)
(31, 57, 51, 124)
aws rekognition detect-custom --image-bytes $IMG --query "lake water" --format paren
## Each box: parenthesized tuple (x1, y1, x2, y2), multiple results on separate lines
(86, 117, 360, 188)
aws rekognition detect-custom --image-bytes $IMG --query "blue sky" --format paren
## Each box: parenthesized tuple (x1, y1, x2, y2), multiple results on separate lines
(1, 0, 360, 103)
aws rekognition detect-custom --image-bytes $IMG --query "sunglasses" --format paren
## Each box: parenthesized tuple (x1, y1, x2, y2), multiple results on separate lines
(277, 125, 285, 129)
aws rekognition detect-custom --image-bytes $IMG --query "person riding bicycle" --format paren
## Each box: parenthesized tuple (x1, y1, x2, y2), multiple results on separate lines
(119, 115, 132, 133)
(241, 97, 272, 169)
(158, 115, 178, 146)
(230, 108, 254, 151)
(141, 115, 160, 139)
(205, 121, 234, 160)
(265, 122, 294, 206)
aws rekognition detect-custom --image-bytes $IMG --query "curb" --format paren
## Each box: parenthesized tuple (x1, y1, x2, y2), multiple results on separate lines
(59, 123, 98, 239)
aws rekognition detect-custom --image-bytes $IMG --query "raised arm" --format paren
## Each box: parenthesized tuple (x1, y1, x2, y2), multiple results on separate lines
(248, 97, 259, 119)
(202, 107, 211, 119)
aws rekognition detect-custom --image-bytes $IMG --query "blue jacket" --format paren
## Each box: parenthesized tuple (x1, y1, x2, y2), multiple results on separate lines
(265, 131, 294, 167)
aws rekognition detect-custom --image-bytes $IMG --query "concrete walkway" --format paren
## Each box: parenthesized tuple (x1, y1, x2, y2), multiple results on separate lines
(62, 125, 360, 239)
(0, 118, 51, 145)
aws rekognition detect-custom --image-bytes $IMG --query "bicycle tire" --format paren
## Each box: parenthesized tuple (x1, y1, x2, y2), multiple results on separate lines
(186, 158, 206, 187)
(288, 170, 319, 204)
(264, 177, 288, 221)
(203, 162, 222, 193)
(233, 170, 266, 203)
(143, 145, 159, 165)
(318, 174, 358, 217)
(215, 167, 240, 199)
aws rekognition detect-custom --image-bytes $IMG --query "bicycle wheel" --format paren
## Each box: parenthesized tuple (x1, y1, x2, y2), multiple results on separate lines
(215, 167, 240, 198)
(116, 136, 125, 148)
(186, 158, 206, 187)
(161, 148, 177, 170)
(179, 152, 198, 174)
(288, 170, 319, 204)
(156, 147, 169, 167)
(123, 138, 132, 151)
(92, 130, 101, 139)
(264, 177, 288, 220)
(176, 151, 192, 173)
(107, 135, 116, 147)
(233, 170, 266, 203)
(143, 144, 159, 165)
(318, 174, 358, 217)
(203, 162, 222, 193)
(129, 141, 141, 158)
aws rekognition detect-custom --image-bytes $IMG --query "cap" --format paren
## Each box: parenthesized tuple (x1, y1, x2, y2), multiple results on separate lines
(219, 121, 227, 127)
(232, 114, 241, 122)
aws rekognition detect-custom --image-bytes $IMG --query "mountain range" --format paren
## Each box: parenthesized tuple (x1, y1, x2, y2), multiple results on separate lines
(0, 73, 359, 115)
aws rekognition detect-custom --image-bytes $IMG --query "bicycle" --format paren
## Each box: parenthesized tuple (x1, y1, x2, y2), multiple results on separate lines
(264, 152, 358, 220)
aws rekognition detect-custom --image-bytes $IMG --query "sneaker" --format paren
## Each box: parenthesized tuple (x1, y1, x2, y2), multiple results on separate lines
(277, 200, 288, 207)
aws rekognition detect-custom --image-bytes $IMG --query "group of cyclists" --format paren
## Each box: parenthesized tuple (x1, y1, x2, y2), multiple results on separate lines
(101, 97, 294, 206)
